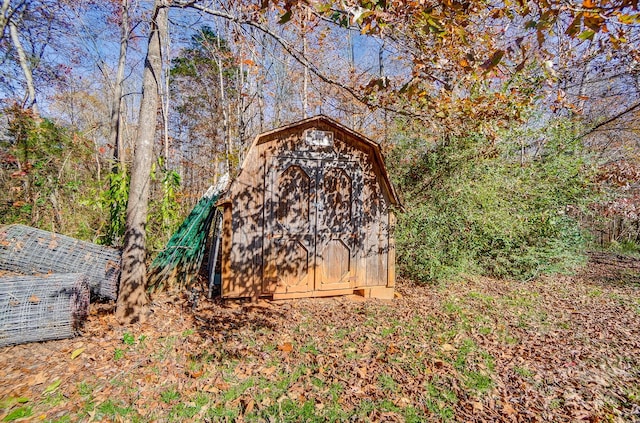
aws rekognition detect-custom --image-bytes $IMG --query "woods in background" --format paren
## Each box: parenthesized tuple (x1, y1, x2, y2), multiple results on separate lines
(0, 0, 638, 320)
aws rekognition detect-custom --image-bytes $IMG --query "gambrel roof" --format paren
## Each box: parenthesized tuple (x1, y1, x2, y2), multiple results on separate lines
(227, 114, 401, 207)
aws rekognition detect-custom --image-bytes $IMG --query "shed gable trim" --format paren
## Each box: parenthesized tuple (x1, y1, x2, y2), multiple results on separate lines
(229, 115, 401, 207)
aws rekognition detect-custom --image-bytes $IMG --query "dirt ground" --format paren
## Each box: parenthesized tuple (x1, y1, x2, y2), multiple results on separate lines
(1, 253, 639, 422)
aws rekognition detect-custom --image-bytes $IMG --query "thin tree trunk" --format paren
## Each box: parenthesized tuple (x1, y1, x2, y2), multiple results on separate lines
(107, 0, 129, 248)
(216, 31, 229, 173)
(0, 0, 12, 43)
(379, 41, 388, 144)
(302, 11, 308, 118)
(237, 45, 245, 150)
(161, 19, 171, 163)
(348, 28, 355, 127)
(110, 0, 129, 166)
(257, 32, 265, 133)
(9, 21, 38, 117)
(116, 0, 168, 325)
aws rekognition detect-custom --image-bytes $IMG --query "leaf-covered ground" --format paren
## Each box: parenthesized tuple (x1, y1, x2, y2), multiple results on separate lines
(1, 254, 639, 422)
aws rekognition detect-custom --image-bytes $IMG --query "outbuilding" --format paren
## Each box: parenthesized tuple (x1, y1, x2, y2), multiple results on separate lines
(217, 115, 401, 300)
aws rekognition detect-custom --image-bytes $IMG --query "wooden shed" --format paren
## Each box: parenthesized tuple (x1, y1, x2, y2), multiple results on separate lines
(217, 115, 401, 300)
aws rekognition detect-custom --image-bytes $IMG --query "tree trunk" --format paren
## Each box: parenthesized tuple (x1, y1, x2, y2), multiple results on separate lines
(116, 0, 168, 325)
(9, 21, 38, 117)
(216, 33, 230, 174)
(0, 0, 11, 44)
(110, 0, 129, 166)
(257, 32, 265, 133)
(302, 11, 308, 118)
(161, 18, 171, 163)
(236, 47, 245, 151)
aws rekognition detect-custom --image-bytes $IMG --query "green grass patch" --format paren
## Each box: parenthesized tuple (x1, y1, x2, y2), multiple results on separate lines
(423, 380, 456, 421)
(300, 341, 320, 355)
(43, 391, 65, 407)
(96, 399, 133, 419)
(465, 371, 493, 393)
(48, 416, 72, 423)
(0, 397, 29, 410)
(169, 402, 201, 420)
(207, 404, 239, 420)
(443, 300, 463, 314)
(223, 378, 256, 403)
(160, 387, 181, 404)
(113, 348, 125, 361)
(378, 373, 399, 393)
(2, 406, 32, 422)
(123, 332, 136, 346)
(588, 288, 602, 298)
(514, 366, 535, 379)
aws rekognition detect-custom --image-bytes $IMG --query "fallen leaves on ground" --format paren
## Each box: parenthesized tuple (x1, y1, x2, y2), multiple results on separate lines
(0, 253, 639, 422)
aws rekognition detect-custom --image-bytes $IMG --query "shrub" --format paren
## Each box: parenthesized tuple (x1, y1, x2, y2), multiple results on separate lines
(389, 119, 596, 283)
(0, 106, 104, 240)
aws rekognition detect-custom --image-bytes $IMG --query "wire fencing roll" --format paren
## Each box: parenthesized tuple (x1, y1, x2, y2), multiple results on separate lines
(0, 273, 90, 347)
(0, 225, 121, 300)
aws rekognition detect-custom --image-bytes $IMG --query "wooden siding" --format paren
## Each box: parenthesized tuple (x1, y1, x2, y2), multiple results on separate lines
(219, 116, 398, 299)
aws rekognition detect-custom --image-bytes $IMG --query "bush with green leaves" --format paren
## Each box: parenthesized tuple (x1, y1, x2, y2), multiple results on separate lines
(390, 119, 596, 283)
(0, 106, 104, 240)
(0, 106, 187, 254)
(100, 164, 129, 246)
(147, 157, 183, 253)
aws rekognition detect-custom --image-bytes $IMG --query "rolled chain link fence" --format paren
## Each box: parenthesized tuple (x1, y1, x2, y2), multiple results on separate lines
(0, 273, 90, 347)
(0, 225, 121, 300)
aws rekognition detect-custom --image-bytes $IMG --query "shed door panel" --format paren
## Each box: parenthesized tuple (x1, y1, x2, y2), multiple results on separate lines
(263, 159, 316, 294)
(263, 156, 361, 295)
(316, 162, 361, 290)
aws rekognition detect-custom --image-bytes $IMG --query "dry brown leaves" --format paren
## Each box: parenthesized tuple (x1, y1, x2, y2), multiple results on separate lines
(0, 253, 638, 422)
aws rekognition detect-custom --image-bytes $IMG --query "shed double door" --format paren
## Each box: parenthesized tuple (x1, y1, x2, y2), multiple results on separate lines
(263, 156, 361, 295)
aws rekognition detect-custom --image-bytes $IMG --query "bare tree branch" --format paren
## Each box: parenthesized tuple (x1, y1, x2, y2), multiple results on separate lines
(579, 99, 640, 140)
(172, 1, 428, 120)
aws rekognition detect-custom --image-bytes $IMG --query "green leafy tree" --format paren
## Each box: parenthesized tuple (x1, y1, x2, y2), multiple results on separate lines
(170, 26, 242, 197)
